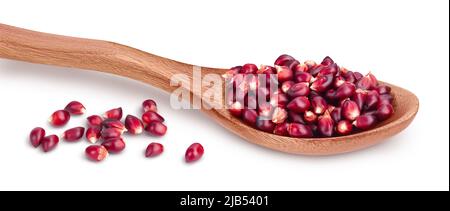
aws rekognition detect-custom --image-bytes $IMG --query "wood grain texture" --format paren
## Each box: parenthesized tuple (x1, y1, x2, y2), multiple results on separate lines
(0, 23, 419, 155)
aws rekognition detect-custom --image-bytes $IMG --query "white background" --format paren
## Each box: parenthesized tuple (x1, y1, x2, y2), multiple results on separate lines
(0, 0, 448, 191)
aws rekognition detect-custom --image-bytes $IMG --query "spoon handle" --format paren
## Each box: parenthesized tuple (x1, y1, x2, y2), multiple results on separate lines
(0, 23, 198, 92)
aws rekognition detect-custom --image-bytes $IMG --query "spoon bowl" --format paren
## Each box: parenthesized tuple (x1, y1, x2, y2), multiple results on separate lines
(0, 23, 419, 155)
(205, 81, 418, 155)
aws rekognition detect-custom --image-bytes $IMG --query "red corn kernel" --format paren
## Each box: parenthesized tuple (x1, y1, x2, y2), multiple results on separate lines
(258, 65, 276, 75)
(353, 72, 364, 81)
(103, 107, 123, 120)
(287, 96, 310, 113)
(335, 82, 356, 100)
(356, 72, 378, 90)
(311, 66, 324, 77)
(352, 89, 367, 111)
(228, 74, 246, 92)
(256, 116, 276, 132)
(304, 60, 317, 70)
(321, 56, 335, 66)
(334, 76, 346, 88)
(257, 87, 270, 101)
(62, 127, 85, 142)
(367, 72, 378, 84)
(274, 54, 296, 66)
(287, 82, 310, 98)
(340, 66, 349, 74)
(338, 98, 348, 108)
(240, 63, 258, 74)
(185, 143, 204, 163)
(287, 60, 300, 71)
(308, 66, 320, 77)
(318, 63, 339, 76)
(375, 85, 391, 95)
(303, 111, 317, 123)
(288, 111, 306, 124)
(64, 101, 86, 115)
(327, 105, 336, 114)
(272, 107, 288, 124)
(258, 102, 274, 117)
(228, 101, 244, 117)
(311, 96, 328, 115)
(242, 74, 258, 92)
(242, 109, 258, 126)
(342, 100, 361, 121)
(309, 67, 322, 77)
(86, 127, 102, 144)
(41, 135, 59, 152)
(272, 87, 283, 95)
(336, 120, 353, 135)
(325, 89, 337, 100)
(376, 103, 394, 121)
(275, 65, 294, 82)
(244, 94, 257, 109)
(87, 115, 103, 127)
(309, 90, 321, 98)
(85, 145, 108, 162)
(142, 99, 158, 112)
(222, 66, 241, 80)
(30, 127, 45, 148)
(293, 63, 309, 73)
(243, 74, 256, 88)
(363, 110, 377, 117)
(265, 76, 279, 90)
(270, 93, 289, 108)
(264, 73, 278, 88)
(365, 90, 380, 111)
(125, 115, 144, 135)
(49, 110, 70, 127)
(274, 88, 283, 95)
(287, 123, 313, 138)
(309, 63, 325, 75)
(238, 78, 254, 96)
(142, 111, 165, 124)
(230, 66, 242, 72)
(273, 123, 290, 136)
(102, 137, 126, 153)
(310, 124, 318, 136)
(330, 107, 342, 122)
(102, 119, 127, 134)
(317, 111, 334, 137)
(145, 143, 164, 157)
(343, 71, 356, 83)
(379, 94, 394, 105)
(145, 121, 167, 136)
(101, 128, 122, 140)
(294, 71, 313, 83)
(310, 74, 333, 92)
(281, 81, 295, 93)
(353, 115, 377, 130)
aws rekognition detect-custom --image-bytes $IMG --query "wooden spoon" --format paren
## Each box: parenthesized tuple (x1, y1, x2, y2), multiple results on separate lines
(0, 23, 419, 155)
